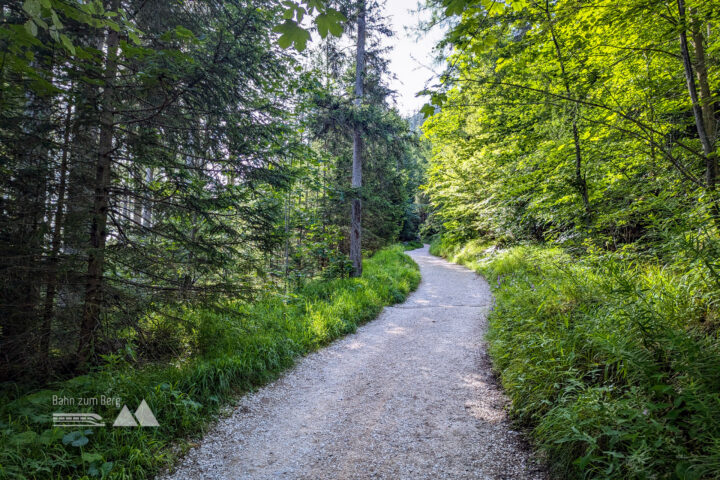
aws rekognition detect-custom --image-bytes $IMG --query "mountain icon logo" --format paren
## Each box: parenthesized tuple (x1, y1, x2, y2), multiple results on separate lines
(113, 399, 159, 427)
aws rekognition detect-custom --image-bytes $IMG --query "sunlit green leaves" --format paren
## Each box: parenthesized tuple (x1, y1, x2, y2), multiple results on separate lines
(274, 19, 311, 50)
(315, 9, 346, 39)
(443, 0, 470, 16)
(275, 1, 346, 51)
(425, 0, 720, 265)
(442, 0, 528, 17)
(420, 103, 437, 119)
(470, 34, 498, 55)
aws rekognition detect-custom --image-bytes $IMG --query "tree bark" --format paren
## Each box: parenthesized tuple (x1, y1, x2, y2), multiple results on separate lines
(545, 0, 590, 218)
(350, 0, 366, 278)
(689, 16, 717, 193)
(142, 167, 153, 227)
(40, 99, 73, 370)
(1, 48, 53, 379)
(677, 0, 716, 188)
(77, 0, 120, 368)
(133, 171, 143, 227)
(690, 27, 716, 146)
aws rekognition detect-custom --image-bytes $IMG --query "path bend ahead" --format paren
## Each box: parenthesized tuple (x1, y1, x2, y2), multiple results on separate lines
(165, 246, 546, 480)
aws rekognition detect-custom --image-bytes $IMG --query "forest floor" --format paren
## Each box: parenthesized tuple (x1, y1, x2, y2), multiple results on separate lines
(162, 246, 546, 479)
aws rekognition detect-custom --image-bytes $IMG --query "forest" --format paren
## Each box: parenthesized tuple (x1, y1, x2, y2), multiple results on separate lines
(424, 0, 720, 478)
(1, 0, 720, 478)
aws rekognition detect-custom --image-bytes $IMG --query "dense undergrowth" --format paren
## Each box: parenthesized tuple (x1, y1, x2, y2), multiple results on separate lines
(0, 246, 419, 479)
(431, 237, 720, 479)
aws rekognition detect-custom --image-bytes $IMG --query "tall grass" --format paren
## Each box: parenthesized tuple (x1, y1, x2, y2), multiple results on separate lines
(433, 238, 720, 479)
(0, 246, 420, 479)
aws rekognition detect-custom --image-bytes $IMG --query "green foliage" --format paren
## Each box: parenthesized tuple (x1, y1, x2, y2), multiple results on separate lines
(274, 1, 346, 51)
(307, 92, 426, 254)
(434, 238, 720, 479)
(274, 19, 311, 50)
(424, 0, 720, 474)
(1, 0, 310, 381)
(1, 0, 426, 386)
(0, 246, 420, 479)
(422, 0, 720, 252)
(0, 2, 425, 477)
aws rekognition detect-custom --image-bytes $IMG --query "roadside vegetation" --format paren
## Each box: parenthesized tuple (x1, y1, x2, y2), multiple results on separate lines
(1, 1, 427, 477)
(4, 0, 720, 478)
(431, 238, 720, 478)
(422, 0, 720, 476)
(0, 246, 419, 479)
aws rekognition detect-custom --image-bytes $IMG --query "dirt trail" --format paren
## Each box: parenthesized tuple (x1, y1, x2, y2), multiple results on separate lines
(164, 246, 546, 479)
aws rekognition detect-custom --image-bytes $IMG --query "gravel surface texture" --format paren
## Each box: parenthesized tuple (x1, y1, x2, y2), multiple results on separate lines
(163, 246, 546, 480)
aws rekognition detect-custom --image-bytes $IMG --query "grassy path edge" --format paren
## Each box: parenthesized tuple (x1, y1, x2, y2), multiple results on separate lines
(430, 237, 720, 479)
(0, 245, 420, 479)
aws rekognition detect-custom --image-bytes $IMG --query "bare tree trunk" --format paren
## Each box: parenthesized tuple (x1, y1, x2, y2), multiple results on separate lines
(690, 17, 717, 192)
(691, 27, 717, 147)
(1, 50, 54, 380)
(321, 143, 328, 270)
(132, 171, 143, 227)
(677, 0, 716, 187)
(77, 0, 120, 368)
(284, 185, 290, 292)
(545, 0, 590, 219)
(40, 99, 73, 370)
(643, 54, 659, 178)
(142, 167, 153, 227)
(350, 0, 366, 278)
(677, 0, 719, 226)
(571, 121, 590, 212)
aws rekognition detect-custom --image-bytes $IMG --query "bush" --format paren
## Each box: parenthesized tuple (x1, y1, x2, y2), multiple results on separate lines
(0, 246, 420, 479)
(434, 237, 720, 479)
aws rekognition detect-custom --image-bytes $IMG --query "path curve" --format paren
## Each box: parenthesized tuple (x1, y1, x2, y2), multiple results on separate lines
(164, 246, 546, 479)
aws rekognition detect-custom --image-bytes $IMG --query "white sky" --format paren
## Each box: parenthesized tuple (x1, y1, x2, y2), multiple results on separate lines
(304, 2, 446, 116)
(382, 1, 446, 116)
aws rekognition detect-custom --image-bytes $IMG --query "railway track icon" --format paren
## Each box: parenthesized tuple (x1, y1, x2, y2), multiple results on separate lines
(52, 399, 158, 428)
(52, 413, 104, 427)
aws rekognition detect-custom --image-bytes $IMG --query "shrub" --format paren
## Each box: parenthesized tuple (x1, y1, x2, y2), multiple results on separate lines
(433, 237, 720, 479)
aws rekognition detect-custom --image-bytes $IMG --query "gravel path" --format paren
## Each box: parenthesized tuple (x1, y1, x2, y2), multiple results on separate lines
(164, 246, 546, 480)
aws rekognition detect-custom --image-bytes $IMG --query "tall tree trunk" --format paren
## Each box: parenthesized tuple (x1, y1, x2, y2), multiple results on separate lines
(350, 0, 366, 278)
(142, 167, 153, 227)
(321, 141, 328, 270)
(570, 121, 590, 213)
(40, 99, 73, 371)
(284, 188, 290, 291)
(677, 0, 716, 190)
(643, 54, 659, 179)
(690, 25, 717, 148)
(77, 0, 120, 368)
(132, 171, 143, 227)
(690, 16, 718, 195)
(0, 49, 53, 380)
(545, 0, 590, 219)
